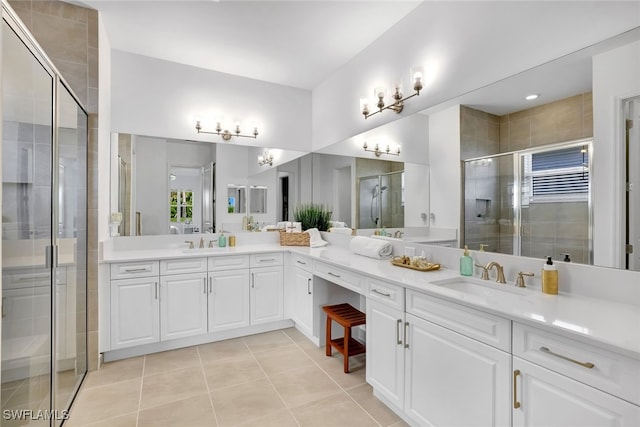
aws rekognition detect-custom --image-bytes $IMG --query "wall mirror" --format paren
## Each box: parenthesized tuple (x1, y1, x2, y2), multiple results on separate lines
(249, 185, 267, 214)
(228, 184, 246, 214)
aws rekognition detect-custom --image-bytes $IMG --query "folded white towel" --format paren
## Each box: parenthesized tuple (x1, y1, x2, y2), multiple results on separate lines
(329, 221, 347, 228)
(350, 236, 393, 259)
(305, 228, 328, 248)
(329, 227, 353, 235)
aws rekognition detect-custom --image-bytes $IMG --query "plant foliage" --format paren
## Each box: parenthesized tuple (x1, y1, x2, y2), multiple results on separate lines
(293, 203, 332, 231)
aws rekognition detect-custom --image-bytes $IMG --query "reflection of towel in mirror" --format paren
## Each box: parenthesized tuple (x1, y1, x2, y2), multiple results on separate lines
(350, 236, 393, 259)
(305, 228, 328, 248)
(329, 221, 347, 228)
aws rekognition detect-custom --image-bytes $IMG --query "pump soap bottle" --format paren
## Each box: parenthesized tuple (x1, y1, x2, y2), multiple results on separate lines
(218, 233, 227, 248)
(542, 256, 558, 294)
(460, 246, 473, 276)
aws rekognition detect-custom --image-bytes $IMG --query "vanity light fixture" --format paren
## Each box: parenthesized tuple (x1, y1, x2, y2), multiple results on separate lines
(195, 119, 258, 141)
(258, 150, 274, 166)
(363, 141, 400, 157)
(360, 66, 424, 119)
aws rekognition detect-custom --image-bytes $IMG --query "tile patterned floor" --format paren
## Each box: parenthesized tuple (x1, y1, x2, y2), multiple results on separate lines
(65, 328, 409, 427)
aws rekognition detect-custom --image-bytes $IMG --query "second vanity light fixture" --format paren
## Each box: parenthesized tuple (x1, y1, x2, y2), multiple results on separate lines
(195, 119, 258, 141)
(363, 141, 400, 157)
(360, 66, 424, 119)
(258, 150, 274, 166)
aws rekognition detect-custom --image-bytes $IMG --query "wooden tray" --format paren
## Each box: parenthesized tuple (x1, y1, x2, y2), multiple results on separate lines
(391, 259, 441, 272)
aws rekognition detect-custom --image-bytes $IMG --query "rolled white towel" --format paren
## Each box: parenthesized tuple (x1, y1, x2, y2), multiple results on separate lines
(350, 236, 393, 259)
(304, 228, 328, 248)
(329, 220, 347, 228)
(329, 227, 353, 235)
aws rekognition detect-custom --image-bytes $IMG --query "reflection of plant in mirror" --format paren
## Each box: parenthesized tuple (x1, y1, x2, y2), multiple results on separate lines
(170, 190, 193, 222)
(294, 203, 332, 231)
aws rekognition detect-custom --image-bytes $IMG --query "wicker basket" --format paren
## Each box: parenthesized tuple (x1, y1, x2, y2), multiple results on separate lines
(279, 230, 310, 246)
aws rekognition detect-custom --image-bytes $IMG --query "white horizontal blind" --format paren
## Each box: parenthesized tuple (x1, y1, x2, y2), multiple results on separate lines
(523, 146, 589, 203)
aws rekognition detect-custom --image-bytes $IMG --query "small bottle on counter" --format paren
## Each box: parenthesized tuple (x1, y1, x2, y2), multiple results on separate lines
(218, 233, 227, 248)
(542, 256, 558, 294)
(460, 245, 473, 276)
(229, 235, 236, 247)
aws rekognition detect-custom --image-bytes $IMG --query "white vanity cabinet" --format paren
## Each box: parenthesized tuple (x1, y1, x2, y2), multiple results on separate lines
(249, 253, 284, 325)
(292, 254, 314, 338)
(110, 261, 160, 350)
(512, 323, 640, 427)
(207, 257, 250, 332)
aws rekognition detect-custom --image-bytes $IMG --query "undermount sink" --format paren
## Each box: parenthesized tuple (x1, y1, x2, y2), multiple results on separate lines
(431, 276, 530, 297)
(181, 247, 229, 254)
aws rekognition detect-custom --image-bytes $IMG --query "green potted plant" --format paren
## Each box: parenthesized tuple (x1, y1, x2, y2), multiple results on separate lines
(293, 203, 332, 231)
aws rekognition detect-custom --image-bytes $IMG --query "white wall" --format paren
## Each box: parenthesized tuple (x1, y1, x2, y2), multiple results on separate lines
(216, 144, 249, 231)
(110, 51, 312, 152)
(248, 168, 277, 226)
(98, 14, 112, 242)
(311, 2, 640, 153)
(592, 40, 640, 268)
(404, 163, 430, 227)
(428, 105, 461, 236)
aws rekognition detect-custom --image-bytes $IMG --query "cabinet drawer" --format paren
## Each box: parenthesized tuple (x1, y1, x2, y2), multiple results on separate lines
(110, 260, 160, 280)
(406, 289, 511, 351)
(313, 261, 362, 294)
(250, 252, 283, 267)
(208, 255, 250, 271)
(292, 254, 312, 273)
(513, 322, 640, 405)
(160, 257, 207, 275)
(367, 279, 404, 311)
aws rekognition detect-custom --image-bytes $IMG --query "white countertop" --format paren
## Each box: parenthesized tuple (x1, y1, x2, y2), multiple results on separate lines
(102, 242, 640, 360)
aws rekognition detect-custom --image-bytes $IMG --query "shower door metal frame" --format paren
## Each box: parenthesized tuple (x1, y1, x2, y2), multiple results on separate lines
(2, 1, 89, 424)
(357, 170, 404, 229)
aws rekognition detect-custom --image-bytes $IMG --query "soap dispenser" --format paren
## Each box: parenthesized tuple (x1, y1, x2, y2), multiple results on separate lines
(218, 233, 227, 248)
(460, 246, 473, 276)
(542, 256, 558, 294)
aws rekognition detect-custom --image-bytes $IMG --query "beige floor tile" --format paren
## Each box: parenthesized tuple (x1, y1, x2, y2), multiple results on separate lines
(82, 412, 138, 427)
(254, 345, 314, 376)
(66, 378, 141, 426)
(317, 355, 366, 391)
(270, 364, 342, 409)
(389, 420, 411, 427)
(347, 383, 403, 427)
(144, 347, 201, 376)
(282, 327, 310, 343)
(236, 409, 298, 427)
(210, 378, 285, 426)
(138, 393, 216, 427)
(243, 330, 294, 353)
(198, 338, 250, 363)
(203, 355, 265, 391)
(82, 356, 144, 389)
(140, 366, 208, 410)
(297, 339, 331, 364)
(4, 376, 50, 408)
(290, 392, 378, 427)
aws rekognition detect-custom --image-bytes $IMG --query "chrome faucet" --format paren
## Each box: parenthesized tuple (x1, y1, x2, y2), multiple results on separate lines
(199, 237, 205, 248)
(485, 261, 506, 283)
(185, 240, 194, 249)
(394, 230, 404, 238)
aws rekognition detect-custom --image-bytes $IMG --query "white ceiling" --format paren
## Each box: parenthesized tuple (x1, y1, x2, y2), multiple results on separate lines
(80, 0, 422, 90)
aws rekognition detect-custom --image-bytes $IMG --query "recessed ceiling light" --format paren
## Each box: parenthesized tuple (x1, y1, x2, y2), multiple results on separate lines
(525, 94, 540, 100)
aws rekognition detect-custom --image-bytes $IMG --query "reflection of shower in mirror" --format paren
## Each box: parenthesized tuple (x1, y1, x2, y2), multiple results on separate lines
(371, 184, 388, 226)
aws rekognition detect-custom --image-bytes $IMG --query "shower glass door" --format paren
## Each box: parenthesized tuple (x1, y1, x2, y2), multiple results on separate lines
(2, 18, 54, 425)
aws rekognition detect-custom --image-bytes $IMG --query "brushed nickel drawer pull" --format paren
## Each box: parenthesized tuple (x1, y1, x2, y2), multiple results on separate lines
(328, 272, 341, 278)
(154, 282, 158, 300)
(259, 258, 276, 262)
(123, 268, 150, 273)
(296, 260, 307, 265)
(404, 322, 410, 349)
(396, 319, 402, 345)
(203, 277, 207, 294)
(307, 278, 312, 295)
(539, 346, 595, 369)
(371, 288, 391, 297)
(513, 370, 521, 409)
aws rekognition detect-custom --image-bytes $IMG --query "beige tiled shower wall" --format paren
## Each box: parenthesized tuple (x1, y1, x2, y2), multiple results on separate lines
(461, 95, 593, 262)
(9, 0, 100, 370)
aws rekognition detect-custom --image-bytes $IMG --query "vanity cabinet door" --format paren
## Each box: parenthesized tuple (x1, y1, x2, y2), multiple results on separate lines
(250, 266, 283, 325)
(160, 272, 208, 341)
(404, 313, 511, 427)
(292, 267, 313, 337)
(208, 270, 250, 332)
(513, 357, 640, 427)
(110, 277, 159, 349)
(366, 299, 405, 410)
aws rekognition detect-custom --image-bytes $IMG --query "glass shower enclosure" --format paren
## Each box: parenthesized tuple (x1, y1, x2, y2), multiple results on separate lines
(2, 5, 88, 426)
(358, 170, 405, 229)
(462, 140, 592, 264)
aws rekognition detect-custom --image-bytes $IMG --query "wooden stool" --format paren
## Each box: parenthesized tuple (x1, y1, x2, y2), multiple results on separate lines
(322, 303, 366, 373)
